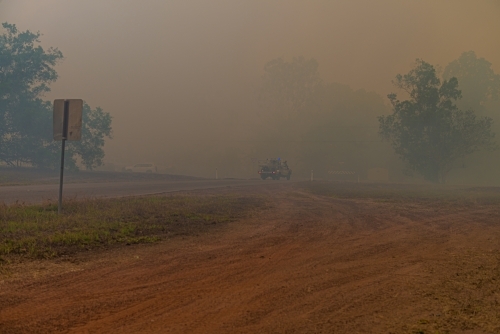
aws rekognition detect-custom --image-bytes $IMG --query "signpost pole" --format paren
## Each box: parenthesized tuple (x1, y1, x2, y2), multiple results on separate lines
(58, 100, 69, 214)
(58, 139, 66, 214)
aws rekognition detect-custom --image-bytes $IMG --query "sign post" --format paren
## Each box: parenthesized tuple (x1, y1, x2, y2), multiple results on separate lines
(53, 99, 83, 214)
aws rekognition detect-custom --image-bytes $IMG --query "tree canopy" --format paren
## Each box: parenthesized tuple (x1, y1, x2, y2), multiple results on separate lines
(66, 103, 112, 170)
(443, 51, 500, 114)
(255, 57, 390, 177)
(379, 59, 496, 183)
(259, 56, 322, 120)
(0, 23, 112, 169)
(0, 23, 62, 100)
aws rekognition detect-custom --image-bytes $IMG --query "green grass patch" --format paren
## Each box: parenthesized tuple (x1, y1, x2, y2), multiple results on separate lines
(0, 194, 264, 262)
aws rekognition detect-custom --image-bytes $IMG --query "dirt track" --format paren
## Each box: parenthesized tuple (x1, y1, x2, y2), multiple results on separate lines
(2, 183, 500, 333)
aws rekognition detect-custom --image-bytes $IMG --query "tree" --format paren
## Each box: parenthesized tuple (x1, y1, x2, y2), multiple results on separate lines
(0, 23, 62, 102)
(443, 51, 500, 115)
(0, 23, 62, 166)
(252, 57, 323, 172)
(0, 23, 112, 169)
(300, 82, 390, 178)
(67, 103, 112, 170)
(379, 59, 496, 183)
(259, 56, 322, 120)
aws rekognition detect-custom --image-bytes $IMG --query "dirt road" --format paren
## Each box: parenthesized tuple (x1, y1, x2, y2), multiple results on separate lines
(2, 183, 500, 333)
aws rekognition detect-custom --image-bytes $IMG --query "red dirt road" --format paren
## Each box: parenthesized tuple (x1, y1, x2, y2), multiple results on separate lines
(2, 183, 500, 333)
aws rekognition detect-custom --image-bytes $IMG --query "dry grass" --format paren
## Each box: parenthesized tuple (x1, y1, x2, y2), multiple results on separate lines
(0, 194, 265, 263)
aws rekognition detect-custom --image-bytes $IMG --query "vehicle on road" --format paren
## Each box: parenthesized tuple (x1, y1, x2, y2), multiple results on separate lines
(124, 163, 158, 173)
(258, 158, 291, 180)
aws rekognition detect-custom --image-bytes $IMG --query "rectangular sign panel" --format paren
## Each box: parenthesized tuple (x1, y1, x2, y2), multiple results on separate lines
(53, 99, 65, 140)
(67, 99, 83, 140)
(53, 99, 83, 141)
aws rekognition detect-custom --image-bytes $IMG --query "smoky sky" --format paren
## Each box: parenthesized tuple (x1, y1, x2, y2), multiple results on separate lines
(1, 0, 499, 166)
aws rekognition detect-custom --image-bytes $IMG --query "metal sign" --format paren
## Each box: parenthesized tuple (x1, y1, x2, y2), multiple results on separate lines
(53, 99, 83, 141)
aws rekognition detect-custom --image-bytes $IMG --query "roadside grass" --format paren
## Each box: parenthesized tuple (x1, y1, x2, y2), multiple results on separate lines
(302, 181, 500, 206)
(0, 194, 265, 263)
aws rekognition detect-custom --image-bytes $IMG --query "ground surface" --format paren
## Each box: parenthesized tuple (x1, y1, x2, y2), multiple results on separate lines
(0, 166, 264, 204)
(2, 182, 500, 333)
(0, 167, 201, 186)
(0, 179, 265, 205)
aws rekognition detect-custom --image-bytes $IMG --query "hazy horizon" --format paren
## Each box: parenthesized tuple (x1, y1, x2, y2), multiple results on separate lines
(1, 0, 499, 181)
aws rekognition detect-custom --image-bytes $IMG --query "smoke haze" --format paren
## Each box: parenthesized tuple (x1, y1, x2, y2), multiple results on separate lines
(1, 0, 499, 180)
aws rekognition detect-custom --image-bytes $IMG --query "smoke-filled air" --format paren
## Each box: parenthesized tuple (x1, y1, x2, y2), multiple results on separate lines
(1, 0, 500, 184)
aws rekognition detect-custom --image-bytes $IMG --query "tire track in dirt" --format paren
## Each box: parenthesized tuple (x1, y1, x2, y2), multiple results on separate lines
(2, 183, 500, 333)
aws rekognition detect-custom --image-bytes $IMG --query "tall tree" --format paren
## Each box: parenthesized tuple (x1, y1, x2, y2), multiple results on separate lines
(300, 82, 390, 177)
(379, 59, 496, 183)
(256, 57, 392, 177)
(259, 56, 322, 120)
(253, 57, 323, 171)
(0, 23, 112, 169)
(67, 103, 112, 170)
(443, 51, 500, 114)
(0, 23, 62, 101)
(0, 23, 62, 166)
